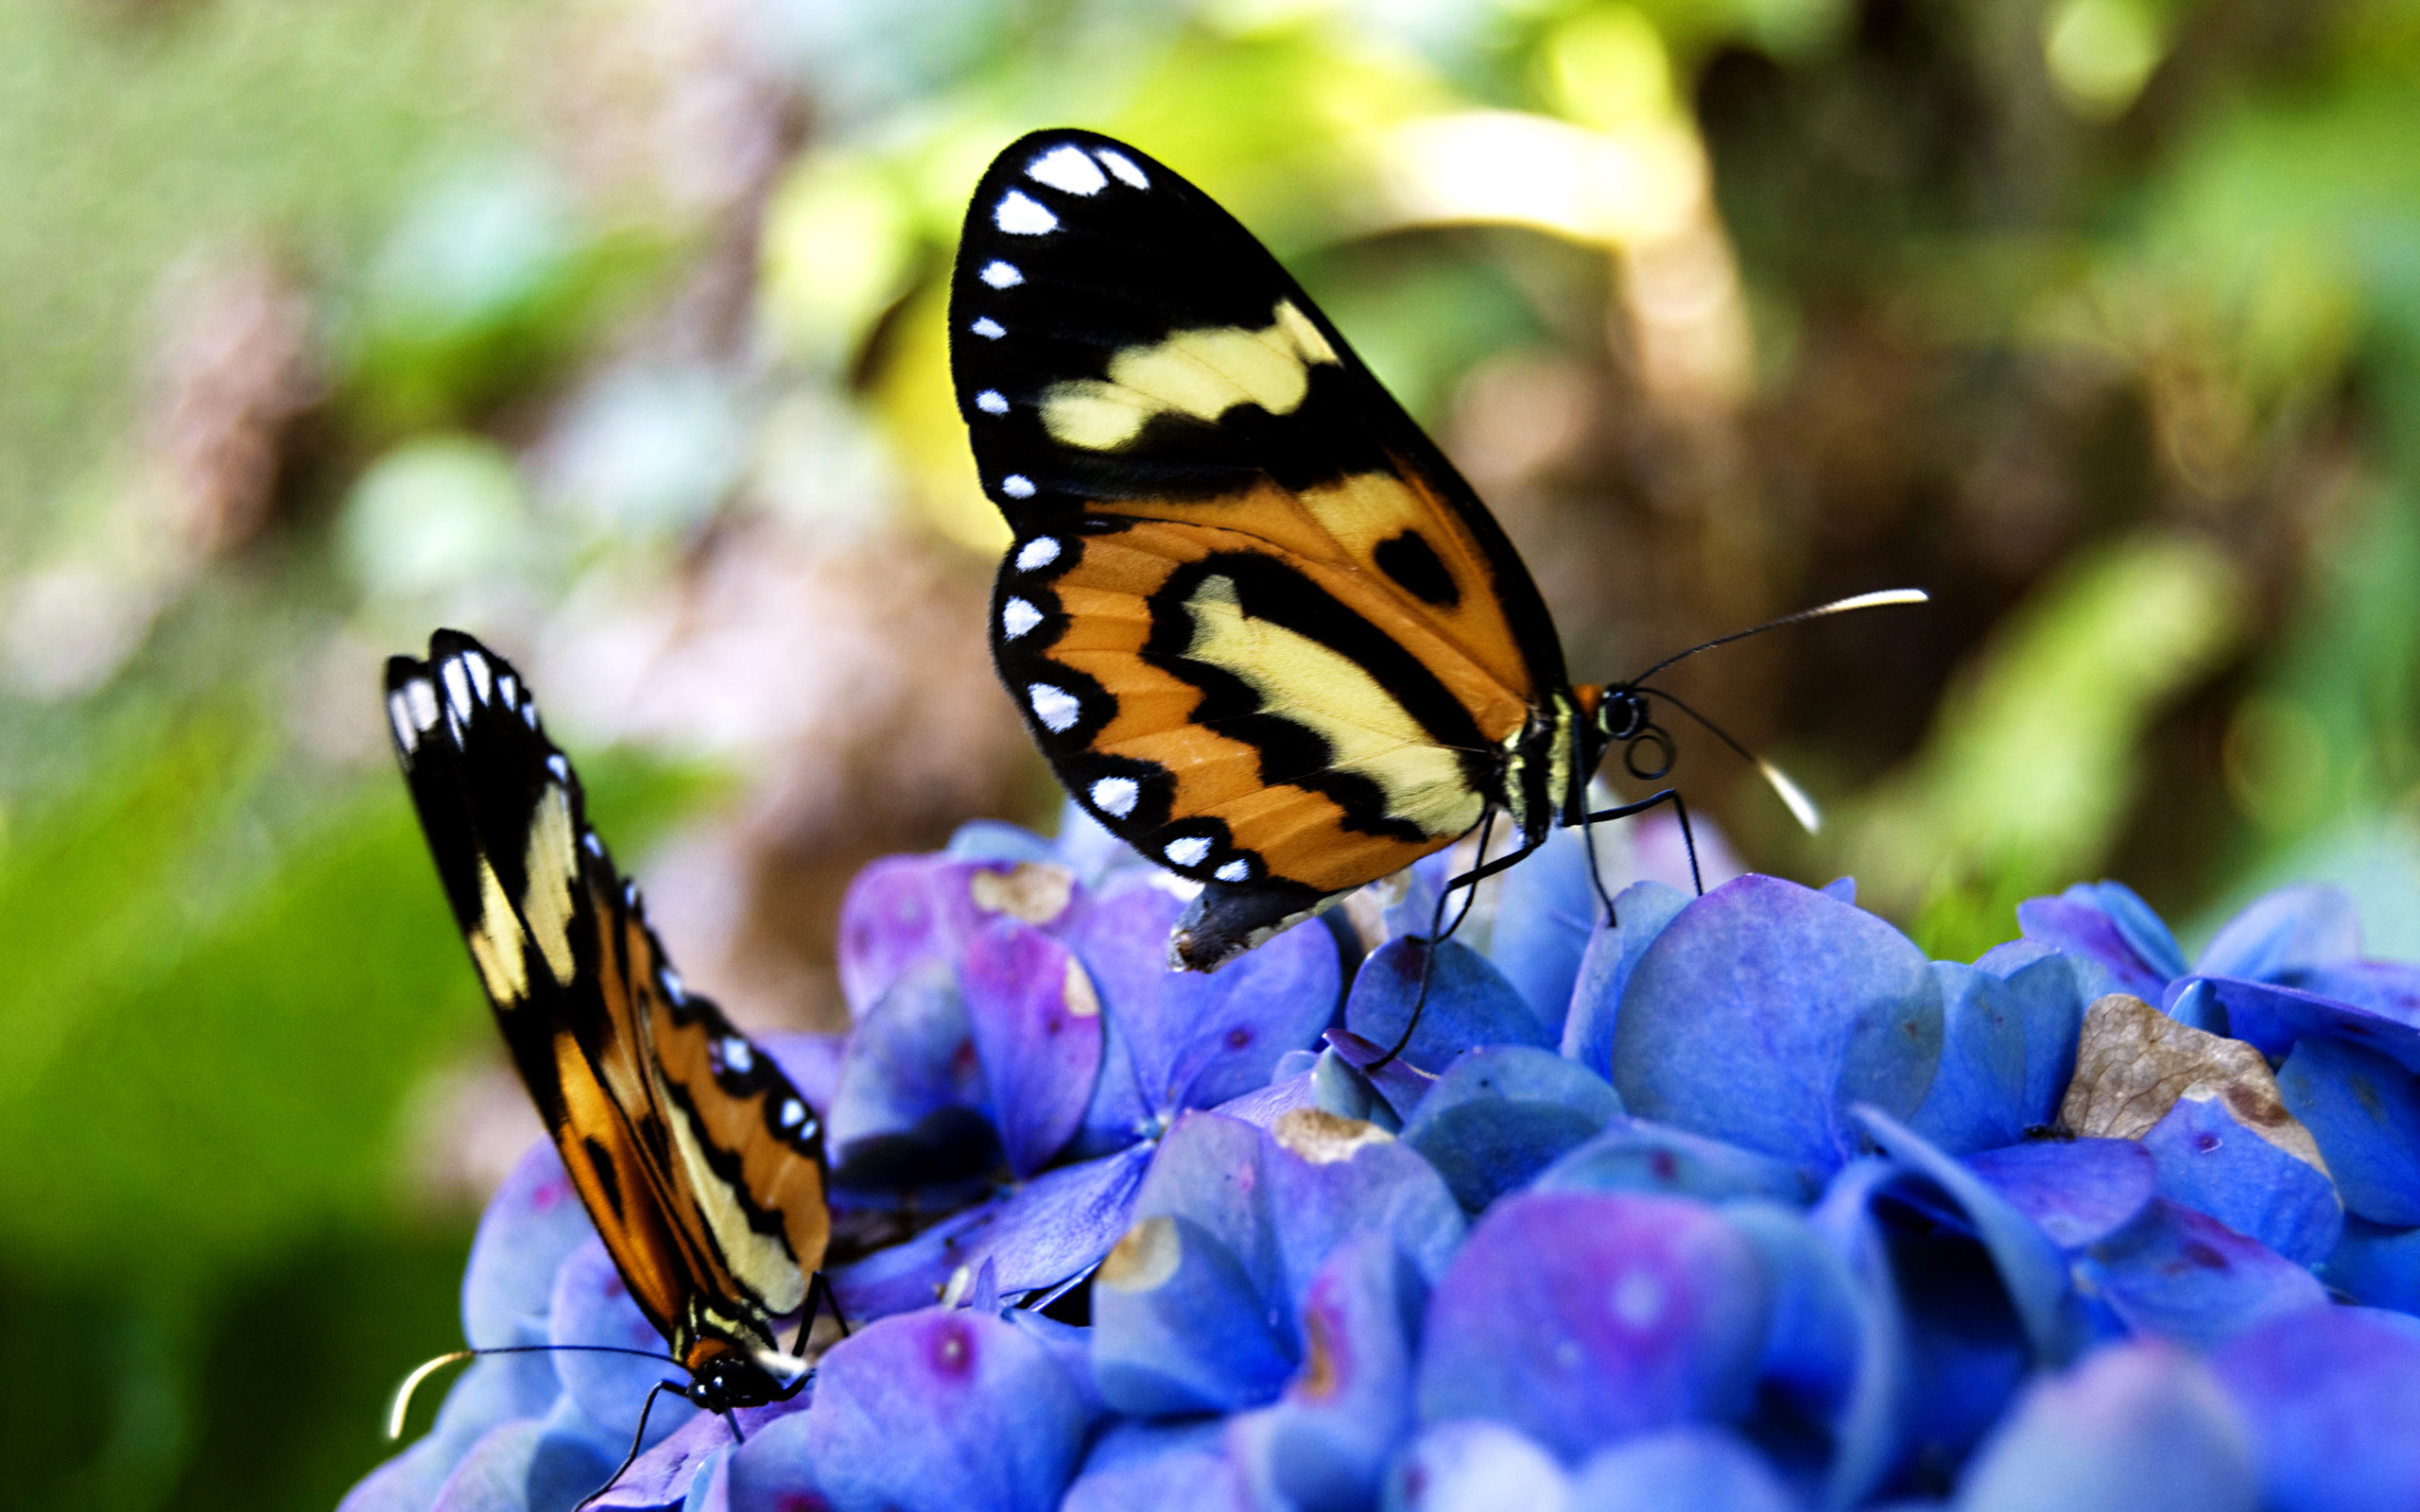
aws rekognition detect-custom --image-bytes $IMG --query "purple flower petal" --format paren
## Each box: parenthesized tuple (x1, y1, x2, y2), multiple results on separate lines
(1215, 1066, 1321, 1130)
(830, 1143, 1151, 1319)
(1400, 1045, 1624, 1212)
(2016, 885, 2178, 1003)
(464, 1140, 596, 1351)
(2210, 1304, 2420, 1512)
(2316, 1217, 2420, 1313)
(1955, 1341, 2256, 1512)
(960, 919, 1104, 1178)
(2082, 1198, 2328, 1349)
(1415, 1190, 1770, 1462)
(2139, 1089, 2343, 1264)
(1566, 1427, 1797, 1512)
(1321, 1028, 1438, 1125)
(1558, 882, 1689, 1079)
(1486, 829, 1603, 1040)
(340, 1434, 467, 1512)
(807, 1308, 1093, 1512)
(2277, 1036, 2420, 1227)
(1160, 916, 1341, 1112)
(1612, 876, 1941, 1173)
(1533, 1119, 1813, 1204)
(1962, 1139, 2157, 1249)
(1062, 1419, 1241, 1512)
(2197, 885, 2362, 982)
(759, 1033, 846, 1119)
(1132, 1111, 1285, 1300)
(824, 961, 996, 1188)
(1387, 1420, 1573, 1512)
(2290, 959, 2420, 1024)
(1344, 936, 1551, 1074)
(1227, 1234, 1425, 1512)
(1092, 1212, 1298, 1416)
(549, 1238, 697, 1450)
(1305, 1046, 1396, 1131)
(838, 856, 1082, 1020)
(427, 1416, 566, 1512)
(2169, 973, 2420, 1072)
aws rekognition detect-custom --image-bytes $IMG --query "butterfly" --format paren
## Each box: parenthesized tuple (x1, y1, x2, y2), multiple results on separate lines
(385, 630, 839, 1434)
(949, 129, 1920, 972)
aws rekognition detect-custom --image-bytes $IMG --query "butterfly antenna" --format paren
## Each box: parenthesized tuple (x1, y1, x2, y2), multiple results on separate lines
(1633, 684, 1822, 834)
(385, 1345, 683, 1439)
(574, 1378, 683, 1512)
(1625, 589, 1928, 687)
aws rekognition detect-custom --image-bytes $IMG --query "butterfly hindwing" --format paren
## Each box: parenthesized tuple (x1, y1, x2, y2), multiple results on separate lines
(952, 130, 1573, 963)
(386, 632, 829, 1372)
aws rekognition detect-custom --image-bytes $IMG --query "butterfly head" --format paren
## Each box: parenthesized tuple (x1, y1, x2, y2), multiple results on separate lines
(682, 1344, 809, 1413)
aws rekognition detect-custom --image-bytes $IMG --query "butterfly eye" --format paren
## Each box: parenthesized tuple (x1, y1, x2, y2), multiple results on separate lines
(1599, 689, 1651, 742)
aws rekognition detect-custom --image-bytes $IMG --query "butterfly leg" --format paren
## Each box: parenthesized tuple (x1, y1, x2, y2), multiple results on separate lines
(804, 1268, 853, 1340)
(1369, 812, 1533, 1073)
(1581, 789, 1702, 896)
(574, 1377, 683, 1512)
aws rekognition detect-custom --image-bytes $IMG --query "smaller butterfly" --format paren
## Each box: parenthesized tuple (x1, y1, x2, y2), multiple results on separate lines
(384, 631, 841, 1492)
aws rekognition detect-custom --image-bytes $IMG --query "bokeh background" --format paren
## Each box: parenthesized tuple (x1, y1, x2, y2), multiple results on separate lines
(5, 0, 2419, 1506)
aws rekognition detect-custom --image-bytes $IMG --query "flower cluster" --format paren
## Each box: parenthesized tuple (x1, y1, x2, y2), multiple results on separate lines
(346, 811, 2420, 1512)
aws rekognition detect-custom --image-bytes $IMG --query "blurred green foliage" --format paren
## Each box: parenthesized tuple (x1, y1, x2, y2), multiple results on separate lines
(7, 2, 2420, 1508)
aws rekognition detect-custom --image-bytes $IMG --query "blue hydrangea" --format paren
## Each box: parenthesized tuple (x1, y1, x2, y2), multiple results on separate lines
(346, 813, 2420, 1512)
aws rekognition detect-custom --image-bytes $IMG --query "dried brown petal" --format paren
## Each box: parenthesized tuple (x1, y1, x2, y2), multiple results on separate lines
(2061, 992, 2328, 1170)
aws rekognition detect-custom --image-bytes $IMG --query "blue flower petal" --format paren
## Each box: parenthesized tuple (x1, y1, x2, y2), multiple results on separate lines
(830, 1143, 1151, 1319)
(1415, 1190, 1770, 1462)
(946, 818, 1061, 867)
(1051, 796, 1152, 887)
(1719, 1202, 1865, 1475)
(1962, 1139, 2156, 1249)
(835, 856, 977, 1020)
(339, 1435, 467, 1512)
(1213, 1066, 1322, 1130)
(1533, 1120, 1813, 1205)
(2168, 974, 2420, 1072)
(1132, 1111, 1285, 1302)
(1344, 936, 1551, 1074)
(1228, 1235, 1426, 1512)
(464, 1140, 596, 1352)
(2016, 887, 2176, 1003)
(1401, 1046, 1624, 1212)
(1852, 1107, 2083, 1366)
(1263, 1110, 1468, 1309)
(1559, 882, 1690, 1079)
(2138, 1089, 2343, 1264)
(1383, 1420, 1572, 1512)
(1486, 829, 1603, 1040)
(1613, 876, 1941, 1173)
(2316, 1217, 2420, 1313)
(2288, 959, 2420, 1025)
(1566, 1427, 1797, 1512)
(2082, 1197, 2327, 1348)
(1802, 1160, 1920, 1508)
(960, 919, 1103, 1178)
(1904, 962, 2032, 1155)
(807, 1308, 1093, 1512)
(1954, 1342, 2256, 1512)
(1159, 916, 1340, 1111)
(760, 1032, 847, 1118)
(1062, 1419, 1238, 1512)
(2210, 1304, 2420, 1512)
(1321, 1029, 1440, 1125)
(824, 961, 997, 1189)
(430, 1409, 611, 1512)
(1308, 1045, 1399, 1131)
(2197, 885, 2362, 982)
(2276, 1037, 2420, 1227)
(549, 1238, 697, 1451)
(1092, 1211, 1298, 1417)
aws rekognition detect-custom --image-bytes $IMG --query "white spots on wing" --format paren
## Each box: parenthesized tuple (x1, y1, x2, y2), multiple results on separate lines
(779, 1097, 805, 1128)
(546, 753, 570, 782)
(971, 317, 1006, 340)
(1028, 682, 1081, 732)
(994, 189, 1058, 235)
(1028, 143, 1108, 196)
(498, 673, 519, 707)
(387, 689, 421, 754)
(1015, 536, 1061, 571)
(462, 649, 493, 704)
(521, 700, 540, 730)
(1097, 148, 1150, 189)
(660, 966, 685, 1003)
(1165, 835, 1212, 868)
(976, 389, 1010, 415)
(441, 659, 475, 719)
(582, 831, 605, 859)
(1001, 473, 1036, 499)
(1215, 860, 1252, 884)
(403, 678, 441, 735)
(1090, 776, 1139, 817)
(719, 1035, 754, 1074)
(980, 260, 1024, 289)
(1000, 596, 1043, 640)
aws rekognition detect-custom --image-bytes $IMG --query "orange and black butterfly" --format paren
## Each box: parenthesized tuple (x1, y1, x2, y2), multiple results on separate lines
(950, 129, 1918, 971)
(385, 631, 837, 1423)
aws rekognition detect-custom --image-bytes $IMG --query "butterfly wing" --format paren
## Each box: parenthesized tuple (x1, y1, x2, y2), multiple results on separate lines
(951, 130, 1570, 966)
(386, 632, 830, 1370)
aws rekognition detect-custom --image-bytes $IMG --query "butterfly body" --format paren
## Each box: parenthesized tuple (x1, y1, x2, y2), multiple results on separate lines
(953, 130, 1634, 969)
(387, 631, 832, 1413)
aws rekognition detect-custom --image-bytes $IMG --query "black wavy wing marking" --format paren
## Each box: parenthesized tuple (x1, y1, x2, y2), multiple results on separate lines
(945, 127, 1568, 691)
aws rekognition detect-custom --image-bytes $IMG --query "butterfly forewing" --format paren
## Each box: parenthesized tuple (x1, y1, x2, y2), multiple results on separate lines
(951, 130, 1572, 963)
(386, 632, 829, 1374)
